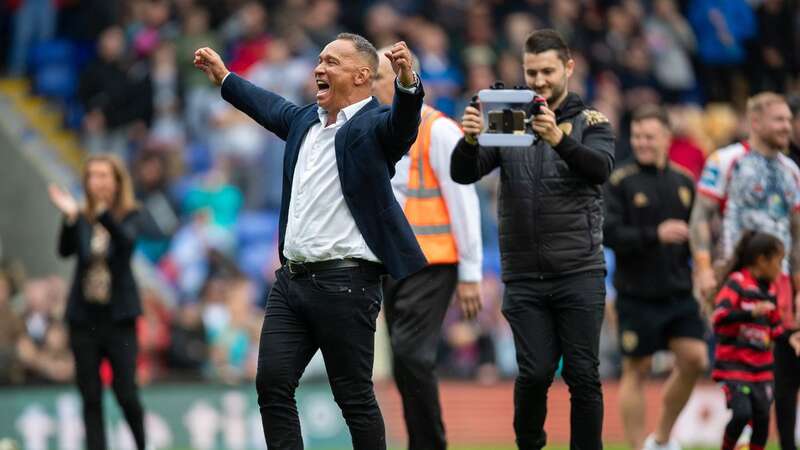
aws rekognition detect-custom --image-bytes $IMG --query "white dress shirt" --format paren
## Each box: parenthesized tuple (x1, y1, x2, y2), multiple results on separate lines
(220, 72, 419, 264)
(390, 115, 483, 282)
(283, 96, 380, 263)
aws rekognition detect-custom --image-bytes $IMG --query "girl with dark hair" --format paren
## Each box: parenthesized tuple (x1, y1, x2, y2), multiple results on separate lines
(711, 230, 800, 450)
(48, 154, 146, 450)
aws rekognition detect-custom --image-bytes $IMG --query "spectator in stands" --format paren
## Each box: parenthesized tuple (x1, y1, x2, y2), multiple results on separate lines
(148, 41, 185, 147)
(129, 0, 176, 60)
(181, 162, 243, 229)
(6, 0, 56, 76)
(19, 279, 59, 347)
(207, 278, 255, 385)
(618, 37, 661, 110)
(166, 302, 207, 379)
(688, 0, 756, 103)
(224, 1, 271, 75)
(175, 5, 220, 141)
(363, 3, 402, 50)
(644, 0, 697, 103)
(132, 149, 179, 263)
(17, 321, 74, 384)
(48, 154, 147, 450)
(78, 25, 153, 158)
(0, 269, 24, 384)
(751, 0, 796, 95)
(136, 288, 171, 385)
(301, 0, 342, 49)
(667, 105, 707, 181)
(414, 22, 462, 117)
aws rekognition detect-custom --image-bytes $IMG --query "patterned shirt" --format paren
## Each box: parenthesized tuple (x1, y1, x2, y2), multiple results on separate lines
(698, 142, 800, 271)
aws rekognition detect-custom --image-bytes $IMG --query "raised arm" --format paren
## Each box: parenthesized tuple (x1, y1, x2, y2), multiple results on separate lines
(376, 41, 424, 162)
(194, 47, 301, 140)
(49, 184, 80, 258)
(96, 210, 140, 255)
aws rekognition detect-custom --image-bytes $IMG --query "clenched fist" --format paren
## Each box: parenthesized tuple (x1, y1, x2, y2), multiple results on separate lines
(384, 41, 416, 87)
(193, 47, 230, 86)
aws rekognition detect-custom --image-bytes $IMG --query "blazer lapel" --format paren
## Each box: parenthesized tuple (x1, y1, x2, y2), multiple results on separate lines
(334, 98, 379, 179)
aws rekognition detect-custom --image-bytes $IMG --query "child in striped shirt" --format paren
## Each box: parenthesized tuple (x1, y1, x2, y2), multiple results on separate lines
(712, 230, 800, 450)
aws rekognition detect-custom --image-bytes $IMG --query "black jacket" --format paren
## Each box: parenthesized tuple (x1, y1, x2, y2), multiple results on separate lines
(603, 161, 695, 299)
(59, 210, 142, 324)
(451, 93, 615, 281)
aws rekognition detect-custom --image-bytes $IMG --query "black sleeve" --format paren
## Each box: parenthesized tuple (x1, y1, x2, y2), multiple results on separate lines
(450, 137, 501, 184)
(97, 210, 139, 252)
(603, 180, 659, 255)
(552, 121, 615, 184)
(58, 217, 79, 258)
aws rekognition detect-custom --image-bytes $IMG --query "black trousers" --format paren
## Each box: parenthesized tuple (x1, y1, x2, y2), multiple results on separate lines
(383, 264, 458, 450)
(502, 270, 606, 450)
(721, 381, 773, 450)
(775, 334, 800, 450)
(255, 265, 386, 450)
(69, 319, 145, 450)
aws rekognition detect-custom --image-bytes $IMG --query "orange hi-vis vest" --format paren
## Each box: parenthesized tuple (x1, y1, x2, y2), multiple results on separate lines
(404, 105, 459, 265)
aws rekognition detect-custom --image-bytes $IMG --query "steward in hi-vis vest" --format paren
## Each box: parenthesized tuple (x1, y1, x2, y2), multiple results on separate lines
(373, 47, 483, 450)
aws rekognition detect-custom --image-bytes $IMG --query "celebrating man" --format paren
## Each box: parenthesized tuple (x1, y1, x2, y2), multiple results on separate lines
(195, 34, 425, 450)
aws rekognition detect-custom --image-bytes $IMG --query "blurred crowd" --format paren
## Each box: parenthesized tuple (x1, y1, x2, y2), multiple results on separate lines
(2, 0, 800, 385)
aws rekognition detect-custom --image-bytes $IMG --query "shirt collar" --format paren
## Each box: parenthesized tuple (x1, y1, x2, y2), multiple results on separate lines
(317, 96, 373, 125)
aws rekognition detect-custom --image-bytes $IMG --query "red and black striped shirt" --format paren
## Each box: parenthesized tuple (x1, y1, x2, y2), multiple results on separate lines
(712, 269, 784, 383)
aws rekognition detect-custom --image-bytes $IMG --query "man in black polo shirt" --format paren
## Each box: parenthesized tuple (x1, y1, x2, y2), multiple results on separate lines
(604, 105, 708, 450)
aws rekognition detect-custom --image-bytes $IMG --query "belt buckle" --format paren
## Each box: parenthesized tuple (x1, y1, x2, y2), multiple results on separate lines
(287, 261, 303, 275)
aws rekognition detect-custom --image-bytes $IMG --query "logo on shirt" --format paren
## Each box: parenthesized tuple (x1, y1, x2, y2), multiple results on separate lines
(583, 110, 609, 126)
(622, 330, 639, 352)
(679, 186, 692, 208)
(700, 166, 720, 188)
(633, 192, 649, 208)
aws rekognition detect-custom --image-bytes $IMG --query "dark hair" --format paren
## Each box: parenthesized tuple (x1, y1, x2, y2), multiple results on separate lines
(719, 230, 784, 283)
(336, 32, 378, 76)
(524, 29, 571, 63)
(631, 104, 671, 130)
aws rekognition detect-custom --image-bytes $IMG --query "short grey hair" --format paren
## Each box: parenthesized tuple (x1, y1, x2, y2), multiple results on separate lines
(336, 32, 379, 76)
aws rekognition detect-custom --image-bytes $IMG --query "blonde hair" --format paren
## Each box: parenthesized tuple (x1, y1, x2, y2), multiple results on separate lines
(81, 154, 138, 220)
(703, 103, 739, 151)
(746, 92, 787, 119)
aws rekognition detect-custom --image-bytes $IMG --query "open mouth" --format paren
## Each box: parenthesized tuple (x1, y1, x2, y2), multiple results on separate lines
(316, 79, 330, 98)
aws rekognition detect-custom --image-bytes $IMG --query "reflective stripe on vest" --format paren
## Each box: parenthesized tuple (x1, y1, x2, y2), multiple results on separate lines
(404, 105, 458, 264)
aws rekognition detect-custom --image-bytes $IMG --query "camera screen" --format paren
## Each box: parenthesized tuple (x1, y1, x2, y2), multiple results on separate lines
(487, 109, 526, 134)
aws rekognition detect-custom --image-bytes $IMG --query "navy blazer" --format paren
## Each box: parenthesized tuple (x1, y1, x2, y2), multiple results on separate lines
(221, 73, 428, 280)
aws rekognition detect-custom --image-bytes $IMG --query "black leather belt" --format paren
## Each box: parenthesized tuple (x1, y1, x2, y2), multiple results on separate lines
(284, 258, 384, 276)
